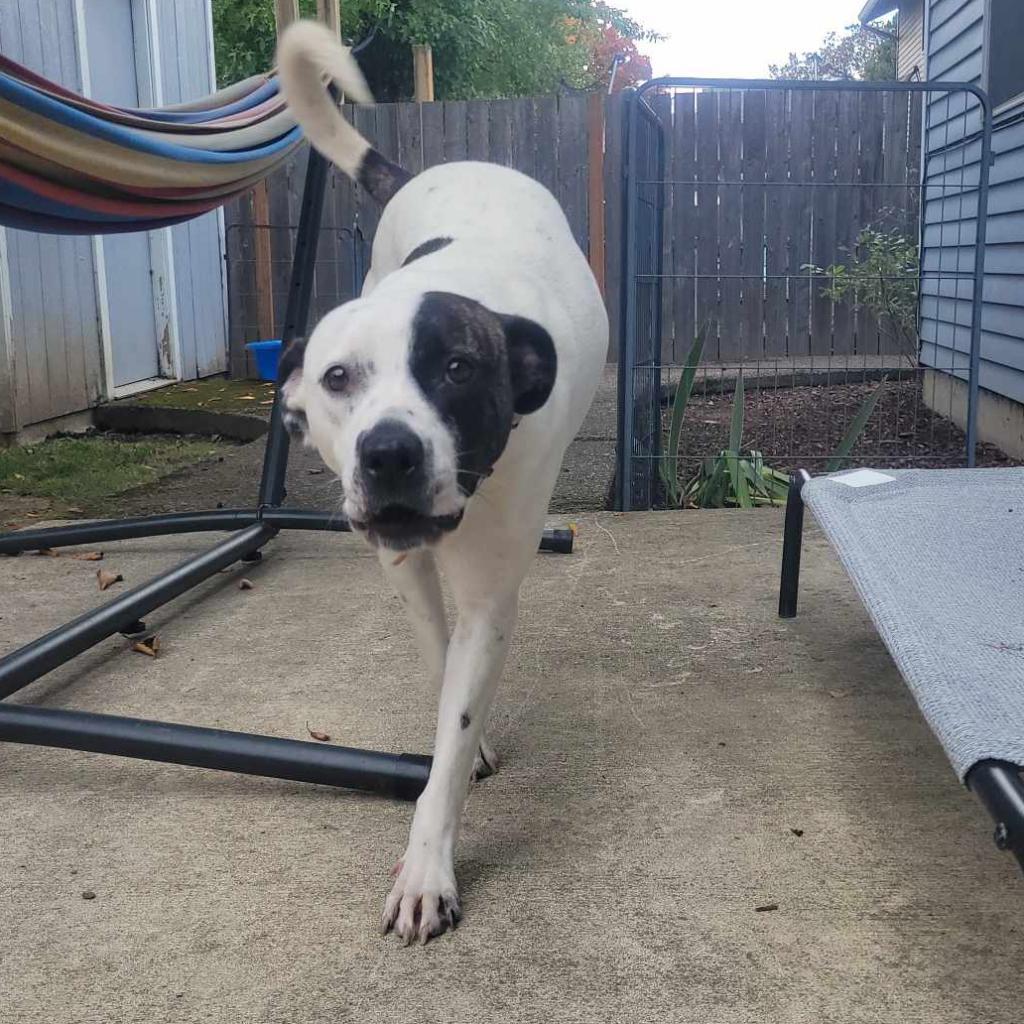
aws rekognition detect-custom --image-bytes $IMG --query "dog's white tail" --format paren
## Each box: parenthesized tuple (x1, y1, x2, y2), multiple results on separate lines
(277, 20, 375, 180)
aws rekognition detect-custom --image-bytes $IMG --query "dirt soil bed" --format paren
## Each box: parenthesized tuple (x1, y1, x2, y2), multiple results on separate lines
(673, 378, 1016, 476)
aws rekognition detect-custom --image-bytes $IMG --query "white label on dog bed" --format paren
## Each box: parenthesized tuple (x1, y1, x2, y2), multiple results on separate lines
(833, 469, 896, 488)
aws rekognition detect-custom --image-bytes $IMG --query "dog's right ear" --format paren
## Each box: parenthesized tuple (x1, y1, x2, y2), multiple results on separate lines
(277, 337, 309, 438)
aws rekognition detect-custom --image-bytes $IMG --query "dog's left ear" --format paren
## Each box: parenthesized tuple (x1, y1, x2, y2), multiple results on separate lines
(277, 336, 309, 437)
(497, 315, 557, 415)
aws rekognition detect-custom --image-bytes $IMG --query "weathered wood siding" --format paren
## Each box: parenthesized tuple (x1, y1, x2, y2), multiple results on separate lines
(0, 0, 104, 431)
(0, 0, 226, 436)
(921, 0, 1024, 406)
(156, 0, 228, 380)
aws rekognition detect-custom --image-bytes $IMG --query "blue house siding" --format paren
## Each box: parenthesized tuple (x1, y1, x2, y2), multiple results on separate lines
(921, 0, 1024, 406)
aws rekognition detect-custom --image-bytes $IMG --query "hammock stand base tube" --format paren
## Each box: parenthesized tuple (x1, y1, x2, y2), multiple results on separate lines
(0, 147, 572, 801)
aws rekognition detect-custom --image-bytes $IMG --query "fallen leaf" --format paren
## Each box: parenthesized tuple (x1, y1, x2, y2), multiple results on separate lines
(238, 395, 256, 401)
(70, 551, 104, 562)
(81, 890, 97, 900)
(391, 553, 408, 567)
(132, 638, 160, 658)
(754, 903, 779, 913)
(34, 548, 60, 557)
(308, 468, 325, 475)
(259, 400, 274, 406)
(305, 722, 330, 742)
(790, 828, 804, 837)
(67, 507, 85, 514)
(25, 512, 39, 518)
(97, 569, 123, 591)
(239, 578, 255, 590)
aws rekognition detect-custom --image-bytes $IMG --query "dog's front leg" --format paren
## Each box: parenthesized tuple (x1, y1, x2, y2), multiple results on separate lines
(382, 593, 517, 944)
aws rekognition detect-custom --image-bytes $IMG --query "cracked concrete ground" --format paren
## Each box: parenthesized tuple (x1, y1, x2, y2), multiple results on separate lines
(1, 509, 1022, 1023)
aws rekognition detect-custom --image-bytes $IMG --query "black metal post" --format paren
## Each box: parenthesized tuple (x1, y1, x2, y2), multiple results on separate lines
(0, 523, 275, 699)
(0, 704, 430, 801)
(258, 144, 331, 508)
(0, 510, 261, 555)
(967, 760, 1024, 873)
(778, 470, 810, 619)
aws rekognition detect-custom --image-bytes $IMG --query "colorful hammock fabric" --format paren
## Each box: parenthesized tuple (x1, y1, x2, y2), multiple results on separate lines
(0, 54, 303, 235)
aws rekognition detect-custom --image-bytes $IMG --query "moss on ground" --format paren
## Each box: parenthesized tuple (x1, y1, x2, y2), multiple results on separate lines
(129, 379, 277, 416)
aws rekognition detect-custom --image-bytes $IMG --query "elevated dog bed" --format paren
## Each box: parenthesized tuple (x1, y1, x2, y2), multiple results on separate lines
(779, 467, 1024, 873)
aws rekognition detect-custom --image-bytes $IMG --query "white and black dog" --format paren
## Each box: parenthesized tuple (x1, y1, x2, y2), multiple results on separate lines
(277, 22, 607, 944)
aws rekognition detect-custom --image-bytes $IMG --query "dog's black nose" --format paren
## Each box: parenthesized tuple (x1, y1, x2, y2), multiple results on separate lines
(358, 420, 425, 493)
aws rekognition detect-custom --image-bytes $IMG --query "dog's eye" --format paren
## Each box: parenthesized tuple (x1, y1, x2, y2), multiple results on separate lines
(322, 365, 349, 393)
(446, 357, 474, 385)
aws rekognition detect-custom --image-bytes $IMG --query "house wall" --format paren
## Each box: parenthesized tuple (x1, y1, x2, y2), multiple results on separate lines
(0, 0, 105, 432)
(920, 0, 1024, 408)
(0, 0, 226, 438)
(897, 0, 926, 79)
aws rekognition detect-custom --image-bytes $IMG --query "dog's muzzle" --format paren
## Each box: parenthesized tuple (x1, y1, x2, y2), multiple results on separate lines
(351, 419, 463, 550)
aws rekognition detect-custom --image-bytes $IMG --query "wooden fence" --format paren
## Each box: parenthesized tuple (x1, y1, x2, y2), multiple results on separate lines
(224, 93, 614, 377)
(224, 87, 921, 374)
(651, 88, 923, 363)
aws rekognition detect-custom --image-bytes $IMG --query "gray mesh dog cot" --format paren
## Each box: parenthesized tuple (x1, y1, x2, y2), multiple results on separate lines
(778, 467, 1024, 873)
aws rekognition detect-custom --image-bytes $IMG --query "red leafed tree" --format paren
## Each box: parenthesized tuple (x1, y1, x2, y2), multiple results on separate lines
(588, 24, 652, 91)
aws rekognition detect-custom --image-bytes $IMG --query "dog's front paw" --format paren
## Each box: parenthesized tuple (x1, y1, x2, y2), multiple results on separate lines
(381, 852, 460, 945)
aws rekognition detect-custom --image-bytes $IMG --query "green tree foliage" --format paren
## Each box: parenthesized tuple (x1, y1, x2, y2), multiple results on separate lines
(212, 0, 658, 99)
(769, 19, 897, 81)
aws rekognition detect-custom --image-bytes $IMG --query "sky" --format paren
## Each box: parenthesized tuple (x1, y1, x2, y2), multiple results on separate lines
(615, 0, 875, 79)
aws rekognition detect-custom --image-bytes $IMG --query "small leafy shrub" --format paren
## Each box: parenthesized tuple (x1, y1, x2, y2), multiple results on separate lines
(804, 225, 920, 362)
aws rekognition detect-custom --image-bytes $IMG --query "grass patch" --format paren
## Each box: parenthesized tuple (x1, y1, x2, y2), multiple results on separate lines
(0, 434, 229, 504)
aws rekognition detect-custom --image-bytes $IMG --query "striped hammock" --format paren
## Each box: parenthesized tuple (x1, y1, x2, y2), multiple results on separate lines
(0, 54, 303, 235)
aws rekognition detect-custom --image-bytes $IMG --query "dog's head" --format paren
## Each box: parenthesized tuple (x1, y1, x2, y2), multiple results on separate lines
(278, 290, 557, 551)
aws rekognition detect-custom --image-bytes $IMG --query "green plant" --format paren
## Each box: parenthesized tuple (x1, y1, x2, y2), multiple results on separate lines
(658, 335, 892, 509)
(682, 374, 792, 509)
(805, 226, 920, 363)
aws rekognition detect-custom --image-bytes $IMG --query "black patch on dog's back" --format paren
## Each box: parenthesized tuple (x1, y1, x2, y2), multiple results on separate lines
(410, 292, 557, 496)
(402, 236, 454, 266)
(358, 148, 412, 206)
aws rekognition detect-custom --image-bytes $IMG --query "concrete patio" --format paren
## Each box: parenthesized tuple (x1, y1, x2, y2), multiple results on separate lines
(1, 509, 1021, 1023)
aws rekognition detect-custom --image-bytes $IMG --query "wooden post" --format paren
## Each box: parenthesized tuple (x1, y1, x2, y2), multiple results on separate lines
(413, 44, 434, 102)
(251, 183, 276, 347)
(273, 0, 299, 33)
(587, 92, 606, 297)
(316, 0, 341, 36)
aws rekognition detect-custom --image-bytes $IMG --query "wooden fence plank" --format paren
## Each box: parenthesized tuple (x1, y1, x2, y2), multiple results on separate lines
(534, 96, 559, 195)
(739, 89, 767, 359)
(443, 100, 468, 163)
(558, 94, 589, 254)
(717, 91, 743, 361)
(786, 89, 815, 357)
(763, 90, 790, 358)
(586, 92, 606, 298)
(645, 93, 672, 362)
(421, 101, 444, 169)
(396, 101, 424, 174)
(488, 99, 513, 168)
(670, 90, 697, 363)
(603, 93, 624, 361)
(695, 90, 720, 360)
(832, 93, 861, 355)
(466, 99, 489, 161)
(810, 90, 839, 358)
(858, 89, 885, 355)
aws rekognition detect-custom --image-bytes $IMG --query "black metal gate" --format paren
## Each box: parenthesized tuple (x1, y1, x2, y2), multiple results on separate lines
(616, 78, 994, 512)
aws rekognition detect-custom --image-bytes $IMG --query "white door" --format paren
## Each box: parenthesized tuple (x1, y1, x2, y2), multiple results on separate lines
(81, 0, 162, 389)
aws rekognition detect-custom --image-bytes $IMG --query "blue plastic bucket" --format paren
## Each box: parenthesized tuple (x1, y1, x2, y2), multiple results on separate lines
(245, 339, 282, 382)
